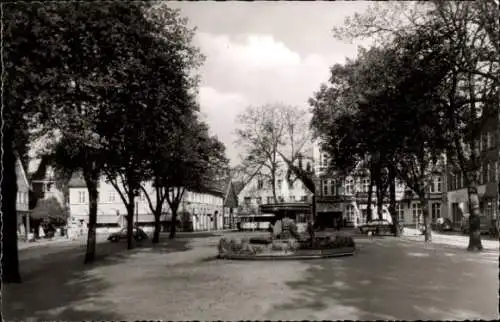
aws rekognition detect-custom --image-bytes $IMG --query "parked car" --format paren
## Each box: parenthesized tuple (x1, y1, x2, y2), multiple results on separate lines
(359, 219, 395, 236)
(436, 218, 453, 232)
(108, 227, 148, 242)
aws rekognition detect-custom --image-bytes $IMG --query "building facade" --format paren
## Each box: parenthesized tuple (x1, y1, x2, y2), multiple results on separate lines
(68, 173, 224, 232)
(236, 153, 314, 217)
(312, 140, 446, 227)
(445, 112, 499, 231)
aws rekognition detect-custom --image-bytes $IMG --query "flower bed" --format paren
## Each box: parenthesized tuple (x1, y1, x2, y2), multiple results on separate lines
(218, 235, 356, 260)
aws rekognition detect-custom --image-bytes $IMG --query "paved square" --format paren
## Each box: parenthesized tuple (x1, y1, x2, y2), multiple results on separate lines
(4, 232, 499, 321)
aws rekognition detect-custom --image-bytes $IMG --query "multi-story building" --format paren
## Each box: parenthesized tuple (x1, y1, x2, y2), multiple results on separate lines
(312, 140, 446, 228)
(68, 173, 225, 232)
(445, 111, 499, 231)
(236, 151, 314, 217)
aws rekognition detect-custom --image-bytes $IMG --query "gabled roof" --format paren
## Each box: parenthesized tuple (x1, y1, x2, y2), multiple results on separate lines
(15, 157, 31, 191)
(30, 196, 67, 221)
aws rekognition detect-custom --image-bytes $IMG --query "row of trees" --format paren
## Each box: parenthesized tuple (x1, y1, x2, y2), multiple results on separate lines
(3, 2, 228, 283)
(310, 1, 499, 248)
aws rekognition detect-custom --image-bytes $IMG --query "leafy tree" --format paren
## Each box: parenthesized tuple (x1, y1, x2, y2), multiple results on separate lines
(328, 0, 499, 247)
(150, 115, 228, 240)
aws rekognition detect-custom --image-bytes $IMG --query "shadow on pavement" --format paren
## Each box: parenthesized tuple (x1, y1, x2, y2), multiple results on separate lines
(273, 238, 498, 320)
(4, 236, 192, 321)
(174, 231, 222, 239)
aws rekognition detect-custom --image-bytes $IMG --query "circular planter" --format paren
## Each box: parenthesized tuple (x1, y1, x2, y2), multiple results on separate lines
(218, 246, 356, 260)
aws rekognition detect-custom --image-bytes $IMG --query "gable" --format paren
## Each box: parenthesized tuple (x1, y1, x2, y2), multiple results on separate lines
(15, 158, 31, 191)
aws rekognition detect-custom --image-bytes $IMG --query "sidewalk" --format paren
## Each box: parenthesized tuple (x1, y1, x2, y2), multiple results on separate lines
(403, 228, 499, 251)
(18, 236, 79, 251)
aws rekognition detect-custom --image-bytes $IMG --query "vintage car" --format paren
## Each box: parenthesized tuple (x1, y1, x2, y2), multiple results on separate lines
(108, 227, 148, 242)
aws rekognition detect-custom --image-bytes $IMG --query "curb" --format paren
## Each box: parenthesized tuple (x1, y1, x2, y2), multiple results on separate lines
(218, 247, 356, 261)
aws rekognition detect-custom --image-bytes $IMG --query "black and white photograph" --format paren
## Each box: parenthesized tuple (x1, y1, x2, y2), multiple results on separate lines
(2, 1, 499, 321)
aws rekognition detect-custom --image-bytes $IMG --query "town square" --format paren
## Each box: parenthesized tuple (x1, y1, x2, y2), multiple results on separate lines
(2, 1, 499, 321)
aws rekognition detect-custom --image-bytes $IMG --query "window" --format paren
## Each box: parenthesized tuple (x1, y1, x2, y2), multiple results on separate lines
(345, 178, 354, 195)
(321, 153, 328, 167)
(345, 205, 355, 223)
(289, 195, 296, 202)
(478, 165, 483, 184)
(482, 132, 488, 151)
(485, 163, 490, 183)
(289, 181, 295, 189)
(108, 191, 116, 203)
(329, 179, 336, 195)
(431, 203, 441, 221)
(278, 196, 285, 202)
(257, 179, 264, 189)
(301, 195, 308, 201)
(362, 177, 370, 193)
(435, 177, 442, 193)
(411, 203, 422, 223)
(396, 203, 405, 222)
(256, 197, 262, 204)
(78, 191, 86, 204)
(244, 197, 251, 205)
(493, 161, 498, 182)
(322, 179, 328, 196)
(277, 179, 283, 190)
(267, 196, 274, 204)
(486, 132, 491, 149)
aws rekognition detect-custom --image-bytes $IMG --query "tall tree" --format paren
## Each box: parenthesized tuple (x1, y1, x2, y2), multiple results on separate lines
(235, 104, 287, 203)
(332, 0, 499, 248)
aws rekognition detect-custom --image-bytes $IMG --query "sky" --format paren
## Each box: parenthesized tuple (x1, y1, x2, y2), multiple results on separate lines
(168, 1, 374, 167)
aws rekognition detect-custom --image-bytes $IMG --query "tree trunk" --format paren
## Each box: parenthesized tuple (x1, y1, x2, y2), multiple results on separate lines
(169, 204, 179, 239)
(388, 164, 400, 236)
(1, 129, 22, 283)
(367, 173, 374, 222)
(83, 170, 99, 264)
(467, 185, 483, 251)
(152, 210, 161, 244)
(271, 170, 278, 203)
(126, 198, 135, 250)
(420, 196, 432, 242)
(376, 183, 383, 220)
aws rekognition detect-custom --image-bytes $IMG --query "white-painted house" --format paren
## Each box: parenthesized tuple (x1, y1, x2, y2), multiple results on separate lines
(68, 173, 224, 232)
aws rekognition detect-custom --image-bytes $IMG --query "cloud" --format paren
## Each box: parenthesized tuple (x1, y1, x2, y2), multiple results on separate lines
(198, 87, 249, 165)
(194, 32, 360, 165)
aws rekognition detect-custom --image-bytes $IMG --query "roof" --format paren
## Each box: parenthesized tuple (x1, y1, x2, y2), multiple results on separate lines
(30, 196, 68, 221)
(15, 157, 31, 191)
(68, 172, 86, 188)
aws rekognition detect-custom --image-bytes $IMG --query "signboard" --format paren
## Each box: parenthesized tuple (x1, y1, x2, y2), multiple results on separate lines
(316, 202, 342, 212)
